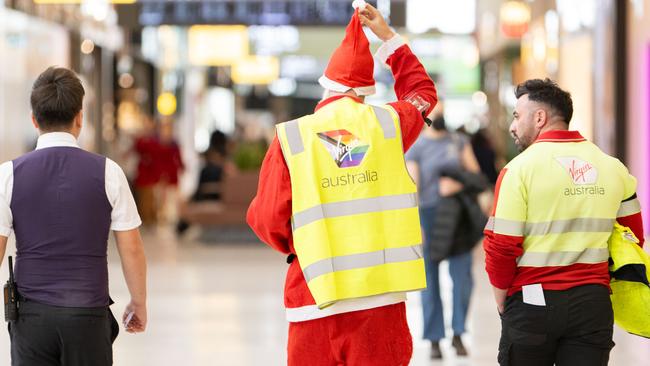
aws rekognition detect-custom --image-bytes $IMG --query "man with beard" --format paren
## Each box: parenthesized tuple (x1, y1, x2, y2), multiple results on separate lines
(483, 78, 644, 365)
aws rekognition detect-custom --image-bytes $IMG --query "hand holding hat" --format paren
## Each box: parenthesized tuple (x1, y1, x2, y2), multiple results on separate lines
(318, 0, 378, 96)
(357, 2, 395, 42)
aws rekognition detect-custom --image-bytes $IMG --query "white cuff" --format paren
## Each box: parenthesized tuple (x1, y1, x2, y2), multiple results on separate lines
(110, 219, 142, 232)
(375, 34, 406, 66)
(0, 226, 11, 237)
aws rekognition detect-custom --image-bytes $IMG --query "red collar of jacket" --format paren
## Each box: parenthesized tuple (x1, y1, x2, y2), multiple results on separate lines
(535, 130, 586, 143)
(315, 95, 363, 112)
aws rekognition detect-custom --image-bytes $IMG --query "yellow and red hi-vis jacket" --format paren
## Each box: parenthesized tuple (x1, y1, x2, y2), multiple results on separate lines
(483, 130, 644, 295)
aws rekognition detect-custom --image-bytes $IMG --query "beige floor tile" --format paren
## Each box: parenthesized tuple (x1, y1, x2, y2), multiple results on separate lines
(1, 227, 649, 365)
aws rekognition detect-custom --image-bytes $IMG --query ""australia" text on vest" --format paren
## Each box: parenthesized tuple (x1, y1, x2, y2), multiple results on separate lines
(321, 170, 378, 188)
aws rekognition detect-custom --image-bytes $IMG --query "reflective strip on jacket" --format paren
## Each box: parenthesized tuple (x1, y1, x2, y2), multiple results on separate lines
(276, 97, 426, 309)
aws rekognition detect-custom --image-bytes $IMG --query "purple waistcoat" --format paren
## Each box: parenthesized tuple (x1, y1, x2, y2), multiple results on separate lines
(11, 147, 112, 307)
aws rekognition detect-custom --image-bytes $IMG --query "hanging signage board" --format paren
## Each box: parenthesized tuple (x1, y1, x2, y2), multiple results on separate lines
(117, 0, 405, 28)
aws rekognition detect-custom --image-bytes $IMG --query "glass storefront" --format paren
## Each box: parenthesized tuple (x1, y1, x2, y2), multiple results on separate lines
(0, 6, 70, 161)
(627, 1, 650, 230)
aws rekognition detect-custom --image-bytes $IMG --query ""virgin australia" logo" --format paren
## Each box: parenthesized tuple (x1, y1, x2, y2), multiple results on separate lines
(555, 156, 605, 196)
(555, 157, 598, 185)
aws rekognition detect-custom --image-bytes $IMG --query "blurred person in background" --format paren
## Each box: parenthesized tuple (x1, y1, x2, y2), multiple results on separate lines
(484, 79, 644, 365)
(471, 128, 499, 185)
(0, 67, 147, 366)
(469, 127, 499, 216)
(133, 116, 161, 226)
(156, 118, 184, 223)
(406, 108, 487, 359)
(176, 129, 234, 235)
(247, 2, 437, 365)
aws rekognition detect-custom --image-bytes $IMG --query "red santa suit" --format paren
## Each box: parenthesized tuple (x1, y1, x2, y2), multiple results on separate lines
(247, 3, 437, 365)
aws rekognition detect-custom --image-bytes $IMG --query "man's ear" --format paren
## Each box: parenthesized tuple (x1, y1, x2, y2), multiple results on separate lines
(75, 110, 83, 129)
(31, 113, 40, 130)
(535, 109, 547, 129)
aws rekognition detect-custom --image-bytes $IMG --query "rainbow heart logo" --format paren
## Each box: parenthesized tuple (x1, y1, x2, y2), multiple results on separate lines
(317, 129, 369, 168)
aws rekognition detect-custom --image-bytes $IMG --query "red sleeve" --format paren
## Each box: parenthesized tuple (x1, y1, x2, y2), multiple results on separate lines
(385, 45, 438, 152)
(389, 102, 425, 152)
(482, 169, 524, 289)
(246, 136, 293, 254)
(483, 232, 524, 289)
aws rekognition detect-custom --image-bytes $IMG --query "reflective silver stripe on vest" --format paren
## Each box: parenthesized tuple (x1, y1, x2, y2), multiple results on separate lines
(485, 216, 526, 236)
(284, 119, 304, 155)
(292, 193, 417, 230)
(617, 199, 641, 218)
(302, 244, 423, 282)
(517, 247, 609, 267)
(370, 105, 396, 139)
(525, 218, 614, 236)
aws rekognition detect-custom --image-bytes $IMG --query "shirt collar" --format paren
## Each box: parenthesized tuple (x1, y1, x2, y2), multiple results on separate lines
(35, 132, 80, 150)
(315, 95, 363, 112)
(535, 130, 586, 143)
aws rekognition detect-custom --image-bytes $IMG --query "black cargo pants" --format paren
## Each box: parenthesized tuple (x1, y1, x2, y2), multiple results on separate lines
(498, 284, 614, 366)
(8, 299, 119, 366)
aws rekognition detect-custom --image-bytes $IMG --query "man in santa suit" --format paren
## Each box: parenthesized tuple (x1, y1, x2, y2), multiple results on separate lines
(247, 1, 438, 365)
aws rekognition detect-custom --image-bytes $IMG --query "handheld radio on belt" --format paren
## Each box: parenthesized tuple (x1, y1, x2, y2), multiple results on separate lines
(4, 256, 18, 322)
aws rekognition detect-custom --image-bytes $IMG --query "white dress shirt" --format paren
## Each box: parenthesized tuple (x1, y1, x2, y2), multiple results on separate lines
(0, 132, 142, 237)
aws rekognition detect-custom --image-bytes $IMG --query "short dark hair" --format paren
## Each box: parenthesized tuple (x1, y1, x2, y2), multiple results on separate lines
(30, 67, 85, 131)
(514, 78, 573, 123)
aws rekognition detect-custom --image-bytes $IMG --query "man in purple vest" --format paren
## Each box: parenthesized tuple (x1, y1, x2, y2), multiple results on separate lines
(0, 67, 147, 366)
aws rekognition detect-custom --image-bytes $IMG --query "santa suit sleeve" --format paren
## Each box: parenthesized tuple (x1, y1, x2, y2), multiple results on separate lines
(378, 35, 438, 151)
(246, 137, 293, 255)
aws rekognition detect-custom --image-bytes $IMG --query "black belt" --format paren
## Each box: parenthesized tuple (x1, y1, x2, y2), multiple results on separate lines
(287, 254, 296, 264)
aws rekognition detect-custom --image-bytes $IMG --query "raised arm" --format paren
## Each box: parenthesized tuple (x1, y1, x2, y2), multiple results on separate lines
(360, 4, 437, 151)
(360, 4, 437, 110)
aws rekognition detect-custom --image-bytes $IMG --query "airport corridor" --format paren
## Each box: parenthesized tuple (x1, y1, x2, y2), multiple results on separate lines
(3, 227, 649, 365)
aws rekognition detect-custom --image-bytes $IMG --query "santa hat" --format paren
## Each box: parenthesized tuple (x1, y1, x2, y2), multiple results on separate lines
(318, 0, 376, 96)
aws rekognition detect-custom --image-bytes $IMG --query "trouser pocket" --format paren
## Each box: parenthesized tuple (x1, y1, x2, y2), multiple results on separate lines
(498, 295, 550, 365)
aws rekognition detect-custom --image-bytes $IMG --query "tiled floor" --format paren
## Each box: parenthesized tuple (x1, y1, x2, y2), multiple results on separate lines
(1, 226, 650, 365)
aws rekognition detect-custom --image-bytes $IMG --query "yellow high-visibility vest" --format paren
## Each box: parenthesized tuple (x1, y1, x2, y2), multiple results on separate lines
(277, 97, 426, 308)
(608, 223, 650, 338)
(487, 136, 638, 271)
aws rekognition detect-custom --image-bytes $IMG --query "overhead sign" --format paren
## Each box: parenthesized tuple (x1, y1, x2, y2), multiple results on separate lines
(34, 0, 135, 3)
(188, 25, 249, 66)
(232, 56, 280, 85)
(118, 1, 405, 28)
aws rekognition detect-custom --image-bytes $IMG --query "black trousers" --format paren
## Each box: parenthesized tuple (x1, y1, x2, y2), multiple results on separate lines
(498, 284, 614, 366)
(8, 300, 119, 366)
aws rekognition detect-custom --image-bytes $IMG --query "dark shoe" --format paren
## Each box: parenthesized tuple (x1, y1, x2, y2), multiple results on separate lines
(430, 341, 442, 359)
(452, 335, 468, 356)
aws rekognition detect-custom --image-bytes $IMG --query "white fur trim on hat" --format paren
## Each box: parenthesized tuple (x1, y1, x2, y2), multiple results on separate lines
(351, 85, 377, 96)
(352, 0, 367, 10)
(319, 75, 376, 96)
